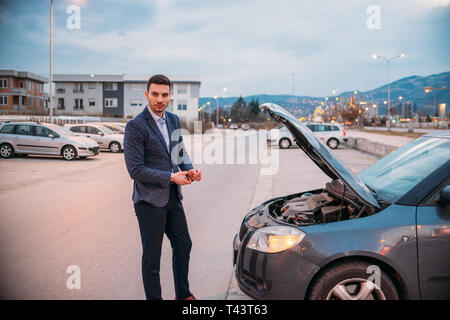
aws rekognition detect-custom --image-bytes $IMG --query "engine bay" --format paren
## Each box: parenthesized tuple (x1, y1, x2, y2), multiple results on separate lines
(268, 180, 380, 226)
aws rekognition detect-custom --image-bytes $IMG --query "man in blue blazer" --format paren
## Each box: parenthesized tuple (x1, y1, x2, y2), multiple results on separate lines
(124, 74, 202, 300)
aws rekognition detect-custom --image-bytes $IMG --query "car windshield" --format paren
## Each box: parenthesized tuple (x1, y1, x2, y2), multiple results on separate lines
(358, 136, 450, 203)
(44, 124, 74, 136)
(98, 125, 115, 135)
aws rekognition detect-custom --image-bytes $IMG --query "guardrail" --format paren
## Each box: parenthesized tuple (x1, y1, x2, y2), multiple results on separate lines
(345, 137, 397, 158)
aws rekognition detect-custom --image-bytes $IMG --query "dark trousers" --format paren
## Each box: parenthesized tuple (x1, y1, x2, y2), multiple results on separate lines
(134, 184, 192, 300)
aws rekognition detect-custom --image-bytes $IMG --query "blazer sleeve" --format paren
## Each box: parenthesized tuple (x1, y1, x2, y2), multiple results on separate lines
(124, 120, 171, 186)
(176, 116, 194, 172)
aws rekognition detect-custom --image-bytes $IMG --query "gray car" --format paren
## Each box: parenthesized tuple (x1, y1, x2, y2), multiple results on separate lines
(64, 123, 124, 153)
(0, 122, 99, 160)
(233, 103, 450, 300)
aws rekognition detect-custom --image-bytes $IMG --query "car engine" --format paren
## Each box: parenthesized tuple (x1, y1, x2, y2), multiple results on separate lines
(269, 180, 377, 225)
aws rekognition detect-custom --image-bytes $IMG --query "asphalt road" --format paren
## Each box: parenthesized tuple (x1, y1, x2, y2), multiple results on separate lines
(0, 131, 379, 299)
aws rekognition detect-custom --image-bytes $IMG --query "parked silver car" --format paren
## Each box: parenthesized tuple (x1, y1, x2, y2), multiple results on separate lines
(64, 123, 124, 153)
(0, 122, 99, 160)
(268, 122, 347, 149)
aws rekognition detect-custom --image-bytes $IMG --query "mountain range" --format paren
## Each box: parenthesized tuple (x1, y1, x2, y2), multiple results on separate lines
(199, 71, 450, 117)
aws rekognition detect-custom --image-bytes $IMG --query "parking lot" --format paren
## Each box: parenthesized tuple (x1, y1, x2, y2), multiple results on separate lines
(0, 131, 380, 299)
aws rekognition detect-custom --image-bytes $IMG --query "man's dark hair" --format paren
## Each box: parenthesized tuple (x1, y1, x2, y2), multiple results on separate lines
(147, 74, 171, 92)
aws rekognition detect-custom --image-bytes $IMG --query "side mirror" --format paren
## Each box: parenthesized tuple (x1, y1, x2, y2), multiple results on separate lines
(439, 185, 450, 205)
(48, 134, 55, 138)
(98, 132, 104, 136)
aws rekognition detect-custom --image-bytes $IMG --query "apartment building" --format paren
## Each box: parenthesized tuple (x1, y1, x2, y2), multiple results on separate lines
(53, 74, 201, 122)
(0, 70, 48, 115)
(123, 74, 201, 122)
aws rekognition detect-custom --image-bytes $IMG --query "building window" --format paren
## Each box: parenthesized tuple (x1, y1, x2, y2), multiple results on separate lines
(19, 81, 24, 89)
(88, 82, 96, 89)
(104, 83, 117, 91)
(130, 100, 143, 107)
(0, 96, 7, 105)
(56, 88, 65, 94)
(105, 98, 117, 108)
(21, 96, 26, 105)
(73, 83, 84, 93)
(89, 99, 96, 107)
(74, 98, 84, 110)
(177, 84, 187, 94)
(39, 99, 44, 108)
(28, 80, 32, 90)
(57, 98, 65, 110)
(0, 79, 7, 89)
(177, 100, 187, 111)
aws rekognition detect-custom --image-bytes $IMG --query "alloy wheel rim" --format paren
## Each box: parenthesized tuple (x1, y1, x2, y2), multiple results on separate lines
(328, 139, 338, 148)
(1, 146, 12, 157)
(281, 140, 290, 148)
(64, 148, 75, 160)
(326, 278, 386, 300)
(111, 143, 119, 152)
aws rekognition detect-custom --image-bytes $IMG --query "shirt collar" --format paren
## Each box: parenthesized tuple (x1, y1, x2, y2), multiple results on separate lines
(147, 105, 166, 123)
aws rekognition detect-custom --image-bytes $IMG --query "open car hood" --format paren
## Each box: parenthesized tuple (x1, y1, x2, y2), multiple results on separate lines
(261, 103, 380, 209)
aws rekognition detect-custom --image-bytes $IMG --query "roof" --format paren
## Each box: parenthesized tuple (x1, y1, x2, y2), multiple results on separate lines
(53, 74, 123, 82)
(0, 70, 48, 83)
(53, 74, 201, 84)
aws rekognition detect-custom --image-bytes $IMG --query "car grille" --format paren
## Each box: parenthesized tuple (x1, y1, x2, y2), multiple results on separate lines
(89, 146, 99, 155)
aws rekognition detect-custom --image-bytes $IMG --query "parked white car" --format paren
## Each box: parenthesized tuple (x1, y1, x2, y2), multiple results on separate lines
(64, 123, 124, 153)
(0, 122, 99, 160)
(268, 122, 347, 149)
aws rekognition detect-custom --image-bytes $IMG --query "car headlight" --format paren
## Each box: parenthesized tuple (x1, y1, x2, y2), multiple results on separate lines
(246, 226, 305, 253)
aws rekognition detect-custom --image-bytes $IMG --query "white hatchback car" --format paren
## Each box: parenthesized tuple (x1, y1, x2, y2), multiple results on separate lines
(64, 123, 124, 153)
(268, 122, 347, 149)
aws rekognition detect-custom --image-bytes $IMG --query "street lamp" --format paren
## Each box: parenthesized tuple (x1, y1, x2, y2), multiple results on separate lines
(372, 53, 405, 129)
(49, 0, 54, 122)
(214, 88, 227, 127)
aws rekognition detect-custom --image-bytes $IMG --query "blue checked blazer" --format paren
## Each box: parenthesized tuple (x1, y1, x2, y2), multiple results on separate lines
(124, 107, 194, 207)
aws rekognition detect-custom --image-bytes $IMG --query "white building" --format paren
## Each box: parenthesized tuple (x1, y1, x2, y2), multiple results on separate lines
(53, 74, 201, 122)
(123, 75, 201, 122)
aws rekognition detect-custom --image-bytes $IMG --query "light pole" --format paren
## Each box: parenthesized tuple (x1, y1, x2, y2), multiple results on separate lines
(214, 87, 227, 127)
(49, 0, 54, 122)
(372, 53, 405, 129)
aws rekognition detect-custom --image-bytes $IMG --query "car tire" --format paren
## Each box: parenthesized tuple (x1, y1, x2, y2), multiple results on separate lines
(0, 143, 15, 158)
(308, 261, 399, 300)
(62, 146, 77, 161)
(279, 138, 292, 149)
(327, 138, 339, 149)
(109, 141, 121, 153)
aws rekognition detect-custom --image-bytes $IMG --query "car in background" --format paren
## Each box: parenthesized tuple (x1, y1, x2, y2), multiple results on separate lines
(230, 123, 239, 130)
(0, 122, 99, 160)
(268, 122, 347, 149)
(64, 123, 124, 153)
(93, 122, 126, 134)
(242, 124, 250, 130)
(233, 103, 450, 300)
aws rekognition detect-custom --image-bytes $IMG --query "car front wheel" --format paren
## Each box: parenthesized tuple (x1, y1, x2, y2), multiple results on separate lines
(327, 138, 339, 149)
(62, 146, 77, 161)
(109, 141, 121, 153)
(308, 261, 399, 300)
(0, 143, 15, 158)
(279, 138, 291, 149)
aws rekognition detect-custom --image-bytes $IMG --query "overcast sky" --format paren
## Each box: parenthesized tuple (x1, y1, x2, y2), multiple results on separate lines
(0, 0, 449, 97)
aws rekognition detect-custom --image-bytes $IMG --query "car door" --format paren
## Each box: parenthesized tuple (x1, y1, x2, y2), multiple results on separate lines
(34, 125, 60, 155)
(15, 124, 38, 153)
(417, 180, 450, 299)
(86, 126, 107, 148)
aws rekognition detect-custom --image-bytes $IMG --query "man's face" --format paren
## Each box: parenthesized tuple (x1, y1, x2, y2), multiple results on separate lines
(145, 83, 171, 116)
